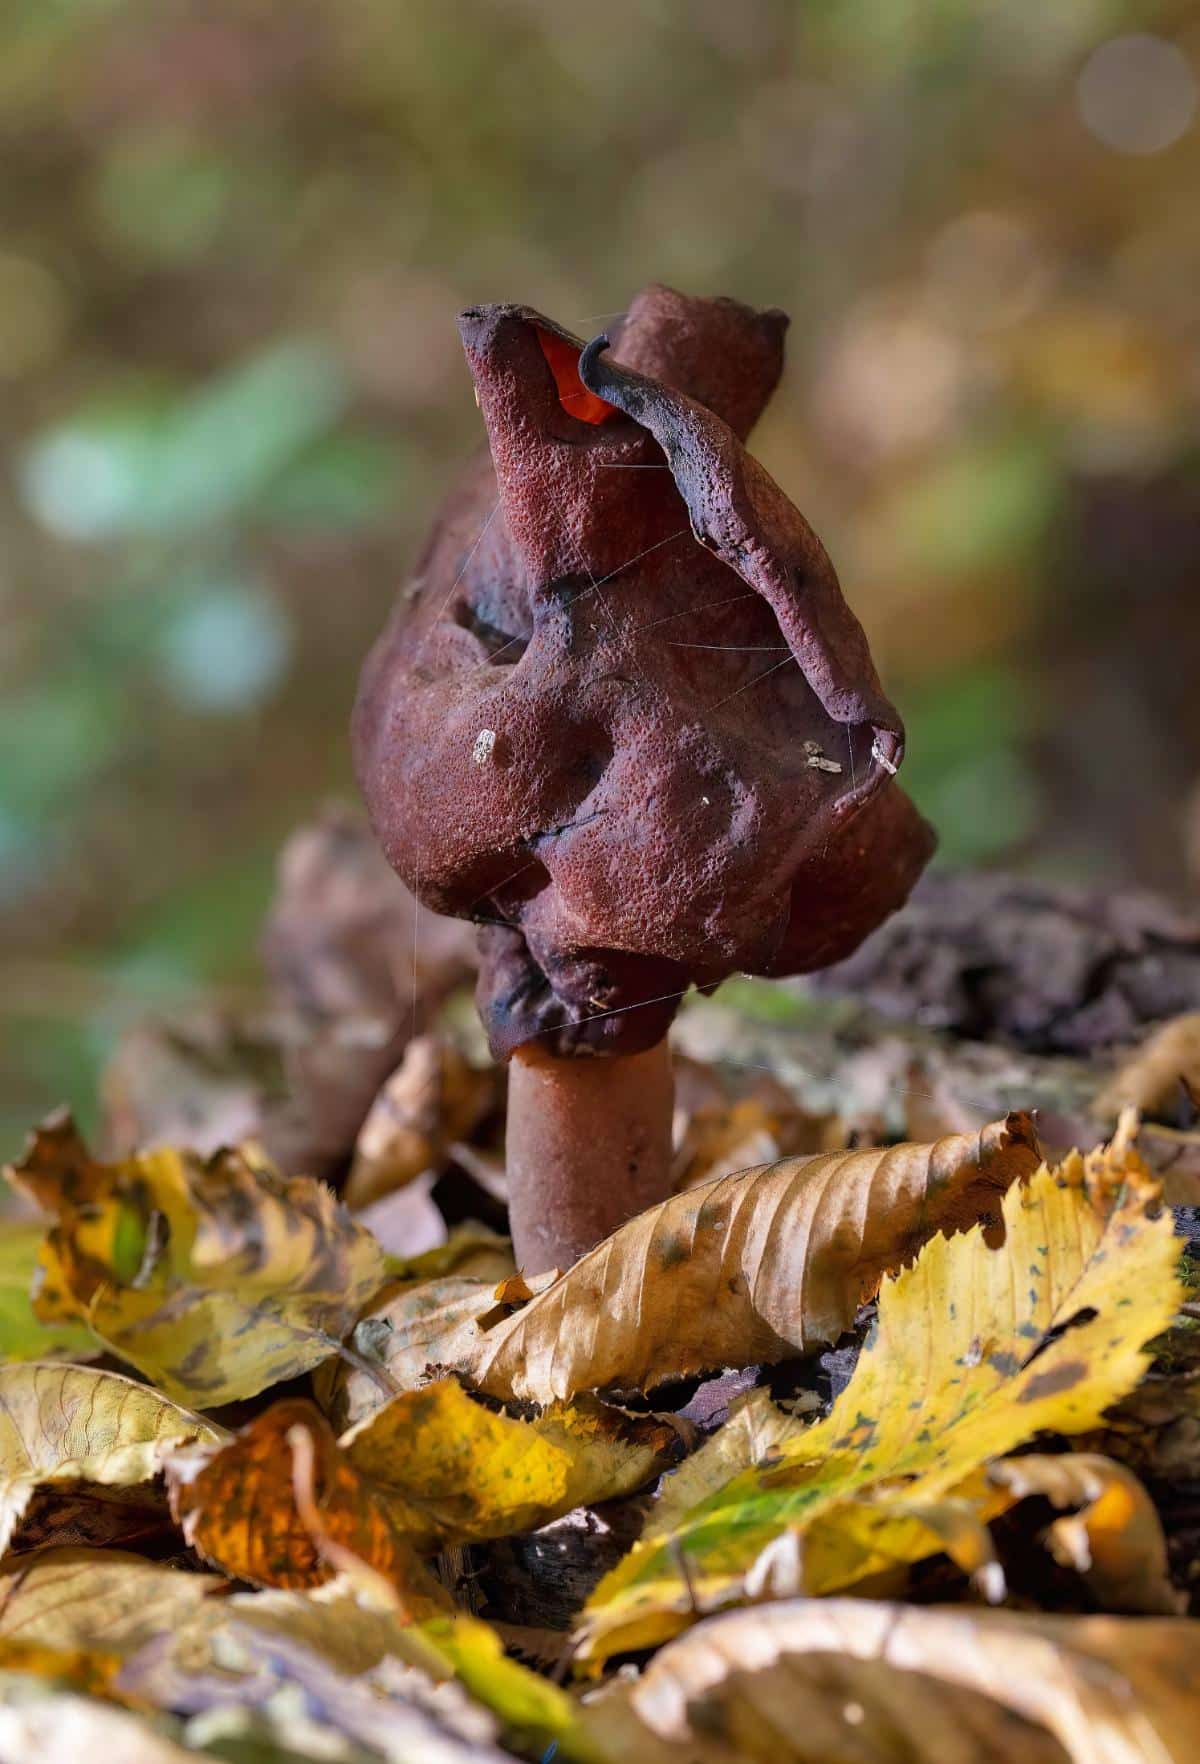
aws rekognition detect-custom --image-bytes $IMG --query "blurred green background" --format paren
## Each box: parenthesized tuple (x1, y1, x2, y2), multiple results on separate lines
(3, 0, 1199, 1149)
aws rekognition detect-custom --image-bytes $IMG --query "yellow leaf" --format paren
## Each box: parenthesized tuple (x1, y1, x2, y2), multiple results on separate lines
(411, 1614, 602, 1763)
(0, 1364, 224, 1554)
(340, 1378, 682, 1544)
(608, 1600, 1197, 1764)
(0, 1550, 224, 1658)
(6, 1113, 386, 1405)
(578, 1127, 1182, 1662)
(329, 1115, 1040, 1417)
(991, 1452, 1183, 1615)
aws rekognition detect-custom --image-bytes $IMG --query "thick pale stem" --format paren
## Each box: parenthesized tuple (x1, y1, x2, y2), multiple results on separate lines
(506, 1039, 675, 1273)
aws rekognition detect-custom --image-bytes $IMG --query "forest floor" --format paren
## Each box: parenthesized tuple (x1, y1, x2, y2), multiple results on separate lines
(1, 811, 1199, 1764)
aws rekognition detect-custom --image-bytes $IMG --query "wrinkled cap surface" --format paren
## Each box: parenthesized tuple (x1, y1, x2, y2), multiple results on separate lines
(354, 284, 935, 1060)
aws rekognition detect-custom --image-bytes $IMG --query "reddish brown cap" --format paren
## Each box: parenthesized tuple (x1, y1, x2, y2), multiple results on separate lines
(353, 286, 934, 1060)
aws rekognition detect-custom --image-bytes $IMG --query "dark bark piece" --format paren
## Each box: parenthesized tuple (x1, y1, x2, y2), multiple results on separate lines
(809, 869, 1200, 1055)
(473, 1500, 649, 1632)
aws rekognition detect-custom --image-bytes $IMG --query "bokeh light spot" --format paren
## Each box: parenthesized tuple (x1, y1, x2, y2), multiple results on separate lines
(1076, 34, 1196, 156)
(158, 583, 293, 714)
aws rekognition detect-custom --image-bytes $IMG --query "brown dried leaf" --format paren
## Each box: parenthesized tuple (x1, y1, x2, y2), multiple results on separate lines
(1094, 1012, 1200, 1122)
(607, 1600, 1198, 1764)
(345, 1034, 500, 1210)
(333, 1115, 1040, 1414)
(164, 1399, 442, 1598)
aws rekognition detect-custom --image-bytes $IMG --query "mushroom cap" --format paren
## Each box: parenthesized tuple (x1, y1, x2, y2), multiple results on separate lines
(353, 285, 935, 1060)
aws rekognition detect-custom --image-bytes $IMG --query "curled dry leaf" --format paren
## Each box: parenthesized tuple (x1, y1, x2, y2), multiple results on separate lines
(577, 1127, 1182, 1662)
(0, 1550, 225, 1658)
(1093, 1012, 1200, 1123)
(0, 1364, 224, 1555)
(328, 1115, 1040, 1419)
(990, 1452, 1184, 1615)
(5, 1113, 386, 1405)
(345, 1033, 500, 1211)
(608, 1599, 1197, 1764)
(166, 1381, 677, 1588)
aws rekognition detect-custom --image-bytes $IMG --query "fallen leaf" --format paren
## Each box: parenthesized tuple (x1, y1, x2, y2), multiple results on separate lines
(0, 1550, 224, 1658)
(319, 1269, 517, 1432)
(345, 1034, 500, 1210)
(0, 1224, 97, 1365)
(577, 1124, 1182, 1661)
(351, 1174, 448, 1259)
(382, 1222, 514, 1286)
(1094, 1012, 1200, 1123)
(0, 1364, 224, 1554)
(608, 1599, 1197, 1764)
(990, 1452, 1184, 1614)
(340, 1378, 682, 1543)
(410, 1613, 601, 1763)
(331, 1115, 1041, 1414)
(0, 1639, 125, 1703)
(671, 1056, 840, 1194)
(0, 1684, 197, 1764)
(164, 1398, 439, 1597)
(6, 1113, 386, 1405)
(123, 1576, 586, 1760)
(166, 1381, 679, 1587)
(124, 1597, 524, 1764)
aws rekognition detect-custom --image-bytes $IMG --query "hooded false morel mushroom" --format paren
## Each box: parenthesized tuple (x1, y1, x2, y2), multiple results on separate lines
(353, 285, 935, 1272)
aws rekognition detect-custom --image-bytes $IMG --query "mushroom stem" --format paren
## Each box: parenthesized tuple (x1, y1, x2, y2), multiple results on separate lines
(505, 1038, 675, 1273)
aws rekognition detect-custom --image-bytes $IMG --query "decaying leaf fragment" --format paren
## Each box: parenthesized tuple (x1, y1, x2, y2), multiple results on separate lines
(164, 1398, 440, 1597)
(329, 1115, 1040, 1417)
(0, 1364, 224, 1555)
(990, 1452, 1183, 1615)
(577, 1125, 1182, 1661)
(166, 1379, 678, 1588)
(606, 1599, 1197, 1764)
(6, 1112, 386, 1405)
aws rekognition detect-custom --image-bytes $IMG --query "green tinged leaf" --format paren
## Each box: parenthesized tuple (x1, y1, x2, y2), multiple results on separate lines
(5, 1114, 386, 1406)
(0, 1224, 95, 1363)
(578, 1131, 1183, 1662)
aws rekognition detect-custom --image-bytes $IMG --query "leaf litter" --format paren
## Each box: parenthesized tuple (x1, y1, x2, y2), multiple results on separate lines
(0, 1002, 1196, 1759)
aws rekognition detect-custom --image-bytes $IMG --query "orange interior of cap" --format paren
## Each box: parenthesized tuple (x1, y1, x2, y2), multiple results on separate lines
(536, 328, 617, 425)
